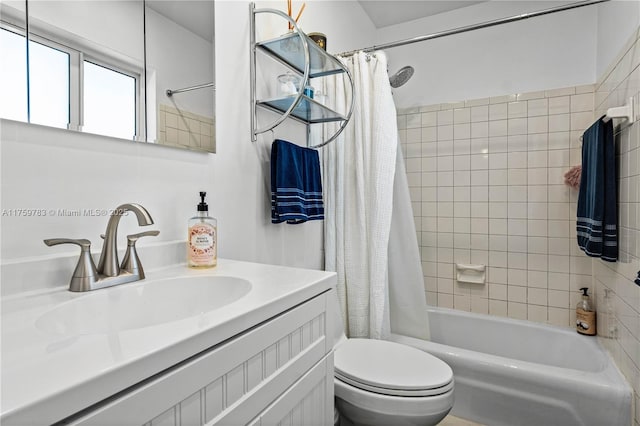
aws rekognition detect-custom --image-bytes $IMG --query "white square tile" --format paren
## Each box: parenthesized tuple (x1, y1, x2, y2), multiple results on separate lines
(528, 305, 548, 323)
(490, 218, 508, 235)
(508, 169, 527, 185)
(454, 155, 471, 170)
(508, 285, 527, 302)
(508, 202, 528, 219)
(508, 186, 528, 202)
(454, 123, 471, 140)
(454, 171, 471, 186)
(489, 103, 508, 120)
(454, 108, 471, 124)
(470, 170, 489, 186)
(528, 98, 549, 117)
(489, 120, 508, 137)
(471, 218, 489, 234)
(548, 289, 570, 308)
(528, 287, 548, 305)
(470, 138, 489, 154)
(438, 125, 454, 140)
(422, 127, 438, 142)
(508, 152, 528, 169)
(508, 101, 528, 118)
(489, 136, 508, 153)
(528, 116, 549, 134)
(407, 113, 422, 128)
(471, 186, 489, 202)
(508, 118, 527, 135)
(548, 237, 570, 255)
(438, 156, 454, 171)
(508, 135, 528, 152)
(470, 234, 489, 250)
(508, 235, 528, 252)
(528, 185, 548, 202)
(470, 154, 489, 170)
(528, 219, 548, 237)
(548, 203, 569, 220)
(528, 168, 548, 185)
(489, 235, 508, 251)
(549, 114, 570, 132)
(471, 105, 489, 122)
(570, 93, 594, 113)
(548, 220, 570, 238)
(509, 301, 530, 320)
(489, 169, 508, 185)
(548, 149, 570, 167)
(437, 110, 453, 125)
(526, 237, 547, 254)
(571, 111, 594, 132)
(489, 282, 508, 299)
(489, 300, 508, 316)
(422, 172, 437, 187)
(528, 202, 548, 219)
(528, 151, 548, 168)
(528, 254, 548, 271)
(421, 111, 438, 127)
(471, 122, 489, 138)
(489, 202, 508, 218)
(454, 139, 471, 155)
(527, 133, 548, 151)
(548, 96, 570, 114)
(490, 153, 508, 169)
(438, 187, 454, 202)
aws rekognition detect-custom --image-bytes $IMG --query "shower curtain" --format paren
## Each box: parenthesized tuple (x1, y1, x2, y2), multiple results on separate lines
(323, 51, 429, 340)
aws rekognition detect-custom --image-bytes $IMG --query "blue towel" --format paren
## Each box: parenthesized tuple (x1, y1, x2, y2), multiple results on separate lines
(576, 116, 617, 262)
(271, 139, 324, 224)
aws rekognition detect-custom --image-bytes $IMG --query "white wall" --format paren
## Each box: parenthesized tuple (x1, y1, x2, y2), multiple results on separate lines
(210, 0, 376, 267)
(595, 0, 640, 77)
(0, 1, 376, 270)
(376, 1, 598, 108)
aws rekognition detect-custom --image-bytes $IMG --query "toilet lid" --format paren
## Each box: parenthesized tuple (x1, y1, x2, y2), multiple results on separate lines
(334, 339, 453, 397)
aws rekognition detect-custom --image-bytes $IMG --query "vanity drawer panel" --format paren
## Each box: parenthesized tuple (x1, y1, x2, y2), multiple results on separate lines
(66, 292, 330, 426)
(258, 352, 333, 426)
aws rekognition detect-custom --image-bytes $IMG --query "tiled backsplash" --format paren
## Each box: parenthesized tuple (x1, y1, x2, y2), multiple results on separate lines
(157, 104, 215, 152)
(397, 84, 596, 328)
(592, 28, 640, 426)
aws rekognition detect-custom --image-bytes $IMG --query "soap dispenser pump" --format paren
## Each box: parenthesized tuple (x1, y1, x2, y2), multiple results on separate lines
(576, 287, 596, 336)
(187, 192, 217, 268)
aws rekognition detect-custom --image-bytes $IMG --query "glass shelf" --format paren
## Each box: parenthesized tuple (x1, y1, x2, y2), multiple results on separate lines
(257, 95, 347, 124)
(256, 32, 345, 78)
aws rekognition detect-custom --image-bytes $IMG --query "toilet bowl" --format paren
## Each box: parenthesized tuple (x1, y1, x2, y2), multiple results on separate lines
(329, 291, 454, 426)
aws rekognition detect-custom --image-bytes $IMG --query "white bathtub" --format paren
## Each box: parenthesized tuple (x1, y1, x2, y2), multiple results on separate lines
(388, 307, 632, 426)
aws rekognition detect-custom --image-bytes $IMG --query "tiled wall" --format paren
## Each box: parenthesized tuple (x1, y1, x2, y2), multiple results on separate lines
(592, 28, 640, 426)
(397, 85, 597, 328)
(157, 104, 215, 152)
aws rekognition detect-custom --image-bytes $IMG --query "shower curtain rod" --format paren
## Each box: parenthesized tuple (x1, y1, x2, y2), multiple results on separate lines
(339, 0, 609, 57)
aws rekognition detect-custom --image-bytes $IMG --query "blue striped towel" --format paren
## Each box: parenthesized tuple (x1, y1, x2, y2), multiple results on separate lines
(271, 139, 324, 224)
(576, 116, 617, 262)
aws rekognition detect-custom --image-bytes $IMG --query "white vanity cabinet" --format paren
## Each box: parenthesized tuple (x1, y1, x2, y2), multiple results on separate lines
(65, 292, 334, 426)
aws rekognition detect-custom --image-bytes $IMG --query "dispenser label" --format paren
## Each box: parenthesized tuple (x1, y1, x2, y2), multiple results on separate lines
(576, 308, 596, 335)
(189, 224, 216, 265)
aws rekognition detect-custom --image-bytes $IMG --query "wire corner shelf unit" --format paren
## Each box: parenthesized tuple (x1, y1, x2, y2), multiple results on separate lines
(249, 3, 354, 149)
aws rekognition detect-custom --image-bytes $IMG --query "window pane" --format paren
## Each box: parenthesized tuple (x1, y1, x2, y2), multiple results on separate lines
(83, 61, 136, 140)
(0, 28, 28, 122)
(28, 39, 70, 128)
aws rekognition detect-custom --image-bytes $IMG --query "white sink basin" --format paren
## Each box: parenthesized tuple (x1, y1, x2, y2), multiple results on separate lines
(35, 276, 252, 335)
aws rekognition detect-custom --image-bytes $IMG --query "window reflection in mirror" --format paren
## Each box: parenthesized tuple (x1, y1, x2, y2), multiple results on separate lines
(0, 0, 214, 153)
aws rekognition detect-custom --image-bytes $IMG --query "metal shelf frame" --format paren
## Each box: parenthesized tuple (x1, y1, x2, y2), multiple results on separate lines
(249, 3, 354, 149)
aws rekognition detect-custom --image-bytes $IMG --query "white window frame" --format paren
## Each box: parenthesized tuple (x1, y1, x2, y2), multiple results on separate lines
(0, 18, 145, 141)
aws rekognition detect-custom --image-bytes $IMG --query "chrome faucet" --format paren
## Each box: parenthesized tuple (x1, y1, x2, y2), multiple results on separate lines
(44, 203, 159, 292)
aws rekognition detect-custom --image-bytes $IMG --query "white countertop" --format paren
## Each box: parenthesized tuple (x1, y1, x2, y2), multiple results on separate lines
(1, 259, 336, 425)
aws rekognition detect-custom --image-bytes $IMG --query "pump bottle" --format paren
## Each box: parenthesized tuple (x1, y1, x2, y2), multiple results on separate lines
(188, 192, 217, 268)
(576, 287, 596, 336)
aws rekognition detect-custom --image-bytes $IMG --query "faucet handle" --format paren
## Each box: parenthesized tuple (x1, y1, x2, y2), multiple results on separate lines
(44, 238, 92, 249)
(121, 230, 159, 278)
(126, 230, 160, 243)
(43, 238, 99, 292)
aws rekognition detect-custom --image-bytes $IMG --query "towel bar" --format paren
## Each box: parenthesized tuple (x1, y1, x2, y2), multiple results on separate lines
(603, 97, 634, 123)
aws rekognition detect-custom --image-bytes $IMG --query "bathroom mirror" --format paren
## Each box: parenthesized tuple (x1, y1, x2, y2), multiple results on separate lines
(0, 0, 215, 153)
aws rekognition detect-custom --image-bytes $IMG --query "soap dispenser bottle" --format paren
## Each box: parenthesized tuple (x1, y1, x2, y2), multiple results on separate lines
(188, 192, 217, 268)
(576, 287, 596, 336)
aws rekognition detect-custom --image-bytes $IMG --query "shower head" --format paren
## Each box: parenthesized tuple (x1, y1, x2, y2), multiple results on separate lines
(389, 66, 414, 88)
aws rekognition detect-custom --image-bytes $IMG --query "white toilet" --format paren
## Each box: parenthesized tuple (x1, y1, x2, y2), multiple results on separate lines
(330, 291, 454, 426)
